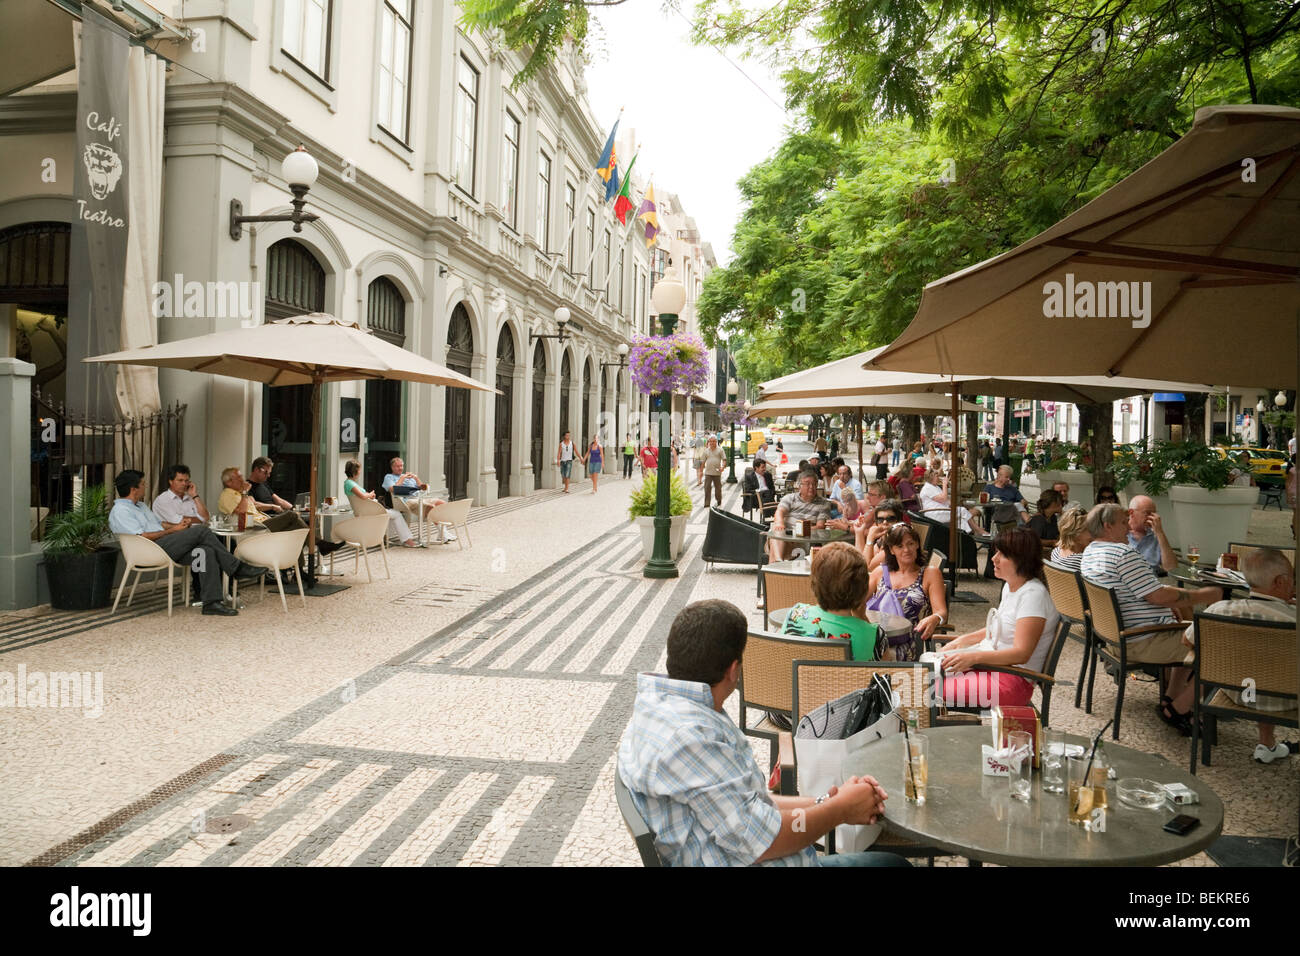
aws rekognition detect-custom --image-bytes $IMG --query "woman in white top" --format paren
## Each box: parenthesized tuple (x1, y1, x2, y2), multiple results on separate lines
(917, 468, 982, 533)
(937, 528, 1060, 707)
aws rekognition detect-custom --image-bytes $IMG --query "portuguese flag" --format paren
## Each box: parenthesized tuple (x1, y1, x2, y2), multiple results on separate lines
(613, 152, 639, 224)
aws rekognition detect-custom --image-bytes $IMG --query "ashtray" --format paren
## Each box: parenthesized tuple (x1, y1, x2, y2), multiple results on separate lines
(1117, 778, 1166, 809)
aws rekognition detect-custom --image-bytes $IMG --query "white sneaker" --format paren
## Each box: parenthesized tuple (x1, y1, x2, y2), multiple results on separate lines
(1253, 742, 1294, 764)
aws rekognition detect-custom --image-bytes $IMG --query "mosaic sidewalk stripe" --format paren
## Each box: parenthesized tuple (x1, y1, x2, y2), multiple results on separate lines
(457, 775, 555, 867)
(381, 772, 498, 867)
(307, 767, 445, 867)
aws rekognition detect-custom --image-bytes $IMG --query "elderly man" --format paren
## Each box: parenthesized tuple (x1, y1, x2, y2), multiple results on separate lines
(111, 469, 267, 616)
(1051, 480, 1081, 514)
(217, 467, 310, 533)
(617, 599, 907, 868)
(701, 435, 727, 509)
(831, 464, 863, 508)
(1182, 548, 1298, 763)
(982, 465, 1030, 532)
(1081, 502, 1221, 734)
(382, 456, 452, 542)
(768, 469, 834, 566)
(1126, 494, 1177, 572)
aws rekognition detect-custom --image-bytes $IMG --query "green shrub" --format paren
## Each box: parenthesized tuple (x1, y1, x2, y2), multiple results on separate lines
(627, 469, 693, 519)
(43, 485, 112, 555)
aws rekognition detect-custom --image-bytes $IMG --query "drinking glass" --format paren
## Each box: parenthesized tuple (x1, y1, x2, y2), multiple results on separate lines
(903, 733, 928, 805)
(1067, 755, 1108, 825)
(1007, 730, 1032, 802)
(1041, 729, 1066, 794)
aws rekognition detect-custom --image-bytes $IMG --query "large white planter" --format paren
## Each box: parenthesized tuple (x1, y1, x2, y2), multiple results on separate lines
(1017, 472, 1041, 500)
(1036, 469, 1095, 510)
(1168, 484, 1258, 560)
(635, 514, 689, 560)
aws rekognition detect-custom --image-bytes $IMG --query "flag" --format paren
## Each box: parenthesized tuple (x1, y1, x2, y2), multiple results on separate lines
(613, 153, 639, 224)
(596, 120, 619, 199)
(637, 182, 659, 247)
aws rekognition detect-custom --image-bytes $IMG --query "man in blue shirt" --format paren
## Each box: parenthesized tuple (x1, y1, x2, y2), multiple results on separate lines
(381, 456, 453, 542)
(1126, 495, 1177, 572)
(109, 469, 268, 616)
(617, 599, 909, 867)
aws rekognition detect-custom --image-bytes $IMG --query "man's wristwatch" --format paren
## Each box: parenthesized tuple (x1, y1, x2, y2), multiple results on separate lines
(815, 793, 829, 805)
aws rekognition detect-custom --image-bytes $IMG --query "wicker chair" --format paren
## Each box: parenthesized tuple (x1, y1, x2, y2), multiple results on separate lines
(1044, 560, 1093, 712)
(1189, 612, 1298, 773)
(1082, 579, 1190, 740)
(738, 630, 850, 773)
(762, 565, 817, 625)
(785, 659, 940, 863)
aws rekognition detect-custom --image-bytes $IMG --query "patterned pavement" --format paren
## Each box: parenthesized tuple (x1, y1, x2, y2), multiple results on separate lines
(35, 477, 740, 867)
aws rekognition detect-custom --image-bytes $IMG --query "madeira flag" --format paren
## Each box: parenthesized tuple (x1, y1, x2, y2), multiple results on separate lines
(637, 182, 659, 248)
(613, 153, 639, 224)
(596, 120, 619, 200)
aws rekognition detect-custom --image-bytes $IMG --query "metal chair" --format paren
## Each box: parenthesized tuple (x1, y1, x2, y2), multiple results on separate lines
(1189, 612, 1297, 773)
(1258, 484, 1285, 511)
(1044, 560, 1093, 712)
(613, 770, 665, 867)
(739, 630, 850, 772)
(761, 565, 817, 625)
(112, 534, 189, 618)
(1082, 579, 1190, 740)
(786, 659, 940, 863)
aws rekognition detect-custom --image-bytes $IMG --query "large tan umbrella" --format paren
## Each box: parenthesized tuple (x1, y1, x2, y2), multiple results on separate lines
(87, 313, 493, 582)
(869, 105, 1300, 388)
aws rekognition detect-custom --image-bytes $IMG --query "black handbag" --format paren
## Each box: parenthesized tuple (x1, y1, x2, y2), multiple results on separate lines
(795, 674, 896, 741)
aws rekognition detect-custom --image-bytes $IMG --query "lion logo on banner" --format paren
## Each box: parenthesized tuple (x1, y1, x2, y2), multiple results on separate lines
(83, 143, 123, 200)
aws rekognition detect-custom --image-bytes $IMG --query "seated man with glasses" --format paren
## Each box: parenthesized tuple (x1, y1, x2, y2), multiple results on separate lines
(617, 599, 908, 867)
(767, 470, 834, 564)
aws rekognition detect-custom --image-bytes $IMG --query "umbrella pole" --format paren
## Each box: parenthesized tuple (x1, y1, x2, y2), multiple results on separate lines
(308, 377, 320, 579)
(857, 407, 864, 483)
(949, 386, 959, 598)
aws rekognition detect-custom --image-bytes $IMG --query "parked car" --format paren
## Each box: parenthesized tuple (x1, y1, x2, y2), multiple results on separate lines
(1214, 445, 1287, 486)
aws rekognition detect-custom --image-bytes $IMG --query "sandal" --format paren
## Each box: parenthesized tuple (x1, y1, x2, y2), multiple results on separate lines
(1157, 698, 1193, 736)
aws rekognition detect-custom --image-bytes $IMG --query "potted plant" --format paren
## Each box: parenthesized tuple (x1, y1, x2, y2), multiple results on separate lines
(1165, 442, 1255, 559)
(1036, 442, 1096, 509)
(41, 486, 119, 610)
(628, 469, 693, 560)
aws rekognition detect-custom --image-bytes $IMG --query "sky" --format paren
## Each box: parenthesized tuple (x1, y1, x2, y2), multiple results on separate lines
(582, 3, 794, 265)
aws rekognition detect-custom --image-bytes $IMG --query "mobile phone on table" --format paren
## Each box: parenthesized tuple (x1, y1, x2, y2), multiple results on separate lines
(1162, 814, 1200, 836)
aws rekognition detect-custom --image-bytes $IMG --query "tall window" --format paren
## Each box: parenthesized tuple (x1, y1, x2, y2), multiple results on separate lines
(537, 151, 552, 249)
(602, 229, 611, 298)
(283, 0, 332, 79)
(617, 247, 626, 312)
(453, 56, 479, 194)
(584, 208, 595, 274)
(501, 111, 520, 228)
(377, 0, 413, 142)
(564, 182, 576, 268)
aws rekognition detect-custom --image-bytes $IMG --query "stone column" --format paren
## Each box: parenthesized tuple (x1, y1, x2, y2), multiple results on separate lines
(0, 358, 41, 608)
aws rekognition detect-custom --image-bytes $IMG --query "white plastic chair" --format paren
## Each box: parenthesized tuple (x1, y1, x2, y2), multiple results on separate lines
(349, 492, 395, 548)
(389, 492, 426, 543)
(112, 533, 188, 618)
(231, 527, 309, 612)
(425, 498, 473, 550)
(328, 513, 391, 581)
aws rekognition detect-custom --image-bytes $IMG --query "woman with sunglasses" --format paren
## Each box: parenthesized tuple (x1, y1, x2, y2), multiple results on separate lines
(856, 502, 905, 570)
(865, 522, 948, 646)
(1095, 485, 1120, 504)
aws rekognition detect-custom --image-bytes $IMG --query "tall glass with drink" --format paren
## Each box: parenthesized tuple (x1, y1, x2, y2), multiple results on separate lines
(1067, 754, 1109, 825)
(904, 711, 928, 805)
(1007, 730, 1032, 802)
(1041, 729, 1067, 794)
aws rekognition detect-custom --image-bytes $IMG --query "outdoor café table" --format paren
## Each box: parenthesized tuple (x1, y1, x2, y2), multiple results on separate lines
(1167, 563, 1250, 596)
(760, 527, 853, 596)
(841, 725, 1224, 866)
(294, 506, 352, 574)
(767, 606, 913, 645)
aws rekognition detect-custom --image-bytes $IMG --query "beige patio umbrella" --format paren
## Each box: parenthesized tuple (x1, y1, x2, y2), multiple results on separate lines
(86, 313, 493, 582)
(869, 105, 1300, 388)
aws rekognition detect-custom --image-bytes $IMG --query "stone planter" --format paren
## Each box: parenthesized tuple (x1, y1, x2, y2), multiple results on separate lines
(1017, 471, 1040, 500)
(1168, 484, 1258, 560)
(635, 514, 689, 560)
(1036, 469, 1094, 510)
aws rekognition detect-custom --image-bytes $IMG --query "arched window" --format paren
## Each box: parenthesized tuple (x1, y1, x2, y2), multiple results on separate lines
(531, 341, 546, 487)
(367, 276, 406, 345)
(494, 326, 517, 498)
(364, 276, 407, 492)
(444, 303, 475, 500)
(559, 350, 572, 439)
(0, 222, 69, 303)
(265, 239, 325, 318)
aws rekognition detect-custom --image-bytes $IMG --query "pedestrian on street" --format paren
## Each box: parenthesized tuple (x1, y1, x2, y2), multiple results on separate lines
(701, 435, 726, 509)
(584, 434, 604, 493)
(693, 431, 706, 486)
(891, 435, 901, 466)
(830, 434, 840, 460)
(639, 437, 658, 474)
(873, 435, 888, 481)
(557, 430, 576, 493)
(622, 433, 636, 478)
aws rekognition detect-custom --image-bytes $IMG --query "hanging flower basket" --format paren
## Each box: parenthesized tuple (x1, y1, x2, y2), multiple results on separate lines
(629, 332, 710, 396)
(719, 402, 757, 428)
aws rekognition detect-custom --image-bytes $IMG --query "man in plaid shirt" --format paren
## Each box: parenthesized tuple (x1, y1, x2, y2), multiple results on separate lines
(617, 599, 909, 867)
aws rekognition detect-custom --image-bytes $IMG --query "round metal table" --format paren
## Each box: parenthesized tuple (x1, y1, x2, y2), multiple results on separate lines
(1167, 563, 1249, 595)
(842, 725, 1224, 866)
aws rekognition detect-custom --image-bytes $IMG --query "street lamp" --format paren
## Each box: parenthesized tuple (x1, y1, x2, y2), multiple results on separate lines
(743, 399, 752, 450)
(644, 267, 686, 579)
(529, 306, 571, 344)
(600, 342, 629, 370)
(1276, 390, 1289, 407)
(230, 145, 321, 240)
(726, 378, 739, 484)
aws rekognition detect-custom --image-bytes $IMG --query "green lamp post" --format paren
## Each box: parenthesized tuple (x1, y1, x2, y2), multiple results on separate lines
(644, 267, 687, 579)
(726, 378, 739, 483)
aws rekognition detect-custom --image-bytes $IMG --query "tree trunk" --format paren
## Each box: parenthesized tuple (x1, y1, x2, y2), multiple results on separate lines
(1079, 402, 1115, 490)
(902, 414, 920, 457)
(1184, 391, 1209, 445)
(964, 411, 979, 471)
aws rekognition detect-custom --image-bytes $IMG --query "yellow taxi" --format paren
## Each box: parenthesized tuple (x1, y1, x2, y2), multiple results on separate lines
(1214, 446, 1288, 485)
